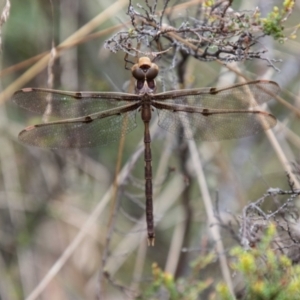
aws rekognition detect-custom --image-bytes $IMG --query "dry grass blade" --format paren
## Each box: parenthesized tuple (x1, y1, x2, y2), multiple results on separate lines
(0, 0, 128, 104)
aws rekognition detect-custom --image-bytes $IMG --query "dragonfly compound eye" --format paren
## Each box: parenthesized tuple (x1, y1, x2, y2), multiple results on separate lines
(145, 65, 159, 80)
(132, 66, 146, 80)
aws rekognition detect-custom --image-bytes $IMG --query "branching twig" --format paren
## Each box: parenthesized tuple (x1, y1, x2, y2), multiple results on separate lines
(105, 0, 294, 70)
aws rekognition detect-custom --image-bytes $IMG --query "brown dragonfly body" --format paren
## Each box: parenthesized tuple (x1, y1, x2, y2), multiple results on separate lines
(12, 57, 279, 245)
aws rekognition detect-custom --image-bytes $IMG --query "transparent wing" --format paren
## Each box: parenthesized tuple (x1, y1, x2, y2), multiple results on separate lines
(156, 109, 276, 141)
(18, 111, 137, 148)
(12, 88, 139, 118)
(153, 80, 278, 141)
(154, 80, 279, 109)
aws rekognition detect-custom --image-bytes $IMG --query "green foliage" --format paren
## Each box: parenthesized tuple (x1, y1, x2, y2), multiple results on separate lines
(219, 223, 300, 300)
(259, 0, 297, 41)
(139, 256, 215, 300)
(139, 224, 300, 300)
(191, 0, 298, 43)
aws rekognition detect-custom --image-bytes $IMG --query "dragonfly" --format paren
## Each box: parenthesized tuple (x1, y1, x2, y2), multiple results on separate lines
(12, 57, 279, 246)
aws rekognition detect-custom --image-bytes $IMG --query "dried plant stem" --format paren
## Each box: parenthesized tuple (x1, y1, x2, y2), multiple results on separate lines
(265, 129, 300, 188)
(130, 240, 147, 293)
(188, 139, 234, 297)
(230, 61, 300, 189)
(165, 216, 186, 274)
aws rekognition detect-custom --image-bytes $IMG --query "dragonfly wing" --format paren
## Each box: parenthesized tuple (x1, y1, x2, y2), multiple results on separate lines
(12, 88, 139, 118)
(154, 80, 279, 109)
(156, 107, 276, 141)
(18, 110, 137, 148)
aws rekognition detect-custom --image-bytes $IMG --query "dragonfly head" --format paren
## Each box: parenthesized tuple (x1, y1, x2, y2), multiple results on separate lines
(131, 57, 159, 95)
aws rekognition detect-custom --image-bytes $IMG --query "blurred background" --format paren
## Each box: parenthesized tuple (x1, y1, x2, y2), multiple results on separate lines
(0, 0, 300, 299)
